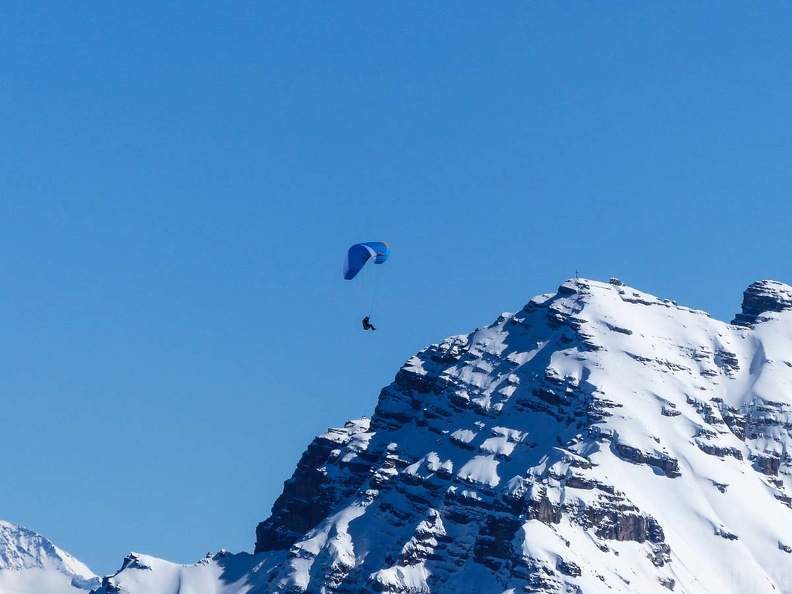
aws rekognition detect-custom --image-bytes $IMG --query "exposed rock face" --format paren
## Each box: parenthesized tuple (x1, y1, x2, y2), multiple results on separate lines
(732, 280, 792, 326)
(249, 279, 792, 594)
(255, 430, 356, 552)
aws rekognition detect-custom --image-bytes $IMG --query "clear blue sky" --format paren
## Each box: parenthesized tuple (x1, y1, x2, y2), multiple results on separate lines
(1, 3, 791, 576)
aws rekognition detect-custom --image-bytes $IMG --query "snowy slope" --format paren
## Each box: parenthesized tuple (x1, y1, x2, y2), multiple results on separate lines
(95, 278, 792, 594)
(90, 551, 269, 594)
(0, 521, 100, 593)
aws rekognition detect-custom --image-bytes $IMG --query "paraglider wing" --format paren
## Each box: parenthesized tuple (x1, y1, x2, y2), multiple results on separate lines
(343, 241, 390, 280)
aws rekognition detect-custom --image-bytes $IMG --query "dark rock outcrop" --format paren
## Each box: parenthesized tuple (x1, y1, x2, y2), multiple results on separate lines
(255, 420, 378, 553)
(732, 280, 792, 326)
(613, 442, 681, 478)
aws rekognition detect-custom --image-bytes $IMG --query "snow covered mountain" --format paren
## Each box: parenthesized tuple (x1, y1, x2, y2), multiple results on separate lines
(0, 520, 100, 593)
(94, 278, 792, 593)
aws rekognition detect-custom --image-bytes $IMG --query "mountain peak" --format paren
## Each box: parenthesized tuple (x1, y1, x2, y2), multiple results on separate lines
(248, 276, 792, 593)
(91, 277, 792, 594)
(0, 520, 99, 592)
(732, 280, 792, 326)
(548, 277, 689, 312)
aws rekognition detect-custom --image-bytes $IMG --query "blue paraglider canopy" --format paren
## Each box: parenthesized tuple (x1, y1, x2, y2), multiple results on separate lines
(343, 241, 390, 280)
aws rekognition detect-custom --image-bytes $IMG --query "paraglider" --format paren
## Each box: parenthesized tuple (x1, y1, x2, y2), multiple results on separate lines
(343, 241, 390, 280)
(344, 241, 389, 330)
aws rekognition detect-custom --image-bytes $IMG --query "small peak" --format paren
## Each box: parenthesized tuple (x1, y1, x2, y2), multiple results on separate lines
(557, 277, 599, 295)
(557, 279, 583, 296)
(732, 280, 792, 326)
(556, 278, 619, 298)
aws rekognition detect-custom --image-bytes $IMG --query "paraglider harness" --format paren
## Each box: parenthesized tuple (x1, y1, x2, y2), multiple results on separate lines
(362, 316, 376, 331)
